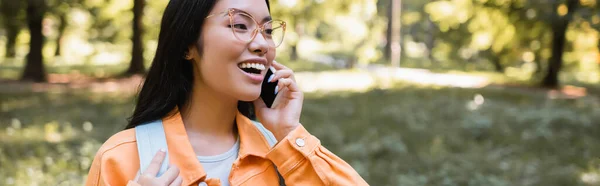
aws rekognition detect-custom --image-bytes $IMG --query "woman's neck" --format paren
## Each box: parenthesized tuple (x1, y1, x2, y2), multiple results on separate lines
(181, 82, 238, 137)
(179, 80, 239, 156)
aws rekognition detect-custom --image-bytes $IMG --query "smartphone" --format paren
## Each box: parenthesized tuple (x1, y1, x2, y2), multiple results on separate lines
(260, 66, 278, 108)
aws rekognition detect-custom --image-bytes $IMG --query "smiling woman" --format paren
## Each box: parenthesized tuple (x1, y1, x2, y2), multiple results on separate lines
(84, 0, 367, 186)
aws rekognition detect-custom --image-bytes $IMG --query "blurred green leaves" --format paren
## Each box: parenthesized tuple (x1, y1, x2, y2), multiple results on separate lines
(1, 0, 600, 84)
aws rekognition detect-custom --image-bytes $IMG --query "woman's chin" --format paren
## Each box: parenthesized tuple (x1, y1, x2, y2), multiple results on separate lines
(229, 82, 262, 101)
(237, 91, 261, 102)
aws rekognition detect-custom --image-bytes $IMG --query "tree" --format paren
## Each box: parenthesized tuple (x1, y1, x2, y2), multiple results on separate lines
(125, 0, 146, 75)
(21, 0, 47, 82)
(47, 0, 73, 56)
(541, 0, 579, 88)
(0, 0, 24, 58)
(54, 12, 66, 56)
(424, 14, 437, 63)
(271, 0, 385, 67)
(390, 0, 402, 67)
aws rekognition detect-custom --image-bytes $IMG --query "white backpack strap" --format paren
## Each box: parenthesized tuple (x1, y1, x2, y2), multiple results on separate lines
(251, 120, 286, 186)
(251, 120, 278, 147)
(135, 120, 169, 177)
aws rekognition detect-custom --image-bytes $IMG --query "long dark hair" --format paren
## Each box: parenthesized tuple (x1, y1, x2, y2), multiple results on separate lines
(125, 0, 270, 129)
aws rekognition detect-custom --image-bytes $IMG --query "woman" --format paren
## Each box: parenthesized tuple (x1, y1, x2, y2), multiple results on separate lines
(86, 0, 368, 185)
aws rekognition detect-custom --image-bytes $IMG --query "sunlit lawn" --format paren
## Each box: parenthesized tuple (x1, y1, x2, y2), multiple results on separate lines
(1, 82, 600, 185)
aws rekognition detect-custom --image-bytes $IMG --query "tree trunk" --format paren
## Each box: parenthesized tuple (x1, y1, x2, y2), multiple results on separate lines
(384, 0, 392, 61)
(542, 27, 566, 88)
(390, 0, 402, 67)
(1, 0, 23, 58)
(21, 0, 47, 82)
(5, 25, 19, 58)
(541, 0, 578, 88)
(125, 0, 145, 75)
(290, 15, 301, 61)
(491, 54, 504, 73)
(290, 45, 298, 61)
(425, 15, 436, 63)
(486, 48, 505, 73)
(534, 51, 543, 75)
(55, 13, 66, 56)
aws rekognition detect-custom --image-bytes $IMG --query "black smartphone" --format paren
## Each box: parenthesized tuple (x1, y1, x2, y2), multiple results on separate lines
(260, 66, 278, 108)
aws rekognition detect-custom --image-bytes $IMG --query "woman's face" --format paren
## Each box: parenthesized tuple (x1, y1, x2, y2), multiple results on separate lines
(189, 0, 275, 102)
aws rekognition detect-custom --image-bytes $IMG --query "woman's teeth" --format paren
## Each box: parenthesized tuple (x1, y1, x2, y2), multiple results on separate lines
(238, 63, 266, 72)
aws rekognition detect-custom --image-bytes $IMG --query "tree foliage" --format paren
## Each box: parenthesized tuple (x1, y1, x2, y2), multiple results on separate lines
(0, 0, 598, 85)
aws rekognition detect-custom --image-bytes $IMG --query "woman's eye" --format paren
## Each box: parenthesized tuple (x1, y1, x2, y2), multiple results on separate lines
(231, 24, 248, 30)
(265, 29, 273, 35)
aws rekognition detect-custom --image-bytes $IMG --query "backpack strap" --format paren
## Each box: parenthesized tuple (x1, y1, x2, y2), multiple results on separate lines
(135, 120, 170, 177)
(251, 120, 286, 186)
(251, 120, 278, 147)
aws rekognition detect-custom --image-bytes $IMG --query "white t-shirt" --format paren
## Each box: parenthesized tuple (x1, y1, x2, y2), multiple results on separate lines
(196, 137, 240, 186)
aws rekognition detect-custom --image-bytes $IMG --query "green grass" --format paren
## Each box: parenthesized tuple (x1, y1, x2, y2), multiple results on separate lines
(1, 83, 600, 185)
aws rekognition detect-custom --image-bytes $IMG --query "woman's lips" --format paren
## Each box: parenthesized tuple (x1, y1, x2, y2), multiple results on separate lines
(239, 67, 264, 84)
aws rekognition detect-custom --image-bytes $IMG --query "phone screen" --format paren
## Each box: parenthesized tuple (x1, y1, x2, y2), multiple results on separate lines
(260, 66, 278, 108)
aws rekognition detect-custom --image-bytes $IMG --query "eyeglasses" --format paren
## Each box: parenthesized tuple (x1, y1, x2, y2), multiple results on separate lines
(206, 8, 287, 48)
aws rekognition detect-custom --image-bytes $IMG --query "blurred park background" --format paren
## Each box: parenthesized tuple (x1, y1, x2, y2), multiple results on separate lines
(1, 0, 600, 185)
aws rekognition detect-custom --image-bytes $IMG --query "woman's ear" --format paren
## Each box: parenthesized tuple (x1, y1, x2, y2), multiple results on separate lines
(184, 52, 192, 60)
(185, 38, 203, 61)
(185, 45, 198, 61)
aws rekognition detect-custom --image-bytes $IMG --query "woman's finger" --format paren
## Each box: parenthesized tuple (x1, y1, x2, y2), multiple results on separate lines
(276, 78, 301, 93)
(159, 165, 180, 185)
(142, 149, 167, 177)
(269, 69, 294, 82)
(169, 176, 183, 186)
(270, 86, 287, 108)
(133, 172, 141, 182)
(271, 60, 290, 71)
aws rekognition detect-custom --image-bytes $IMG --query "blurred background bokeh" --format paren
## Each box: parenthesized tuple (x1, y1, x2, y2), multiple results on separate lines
(1, 0, 600, 185)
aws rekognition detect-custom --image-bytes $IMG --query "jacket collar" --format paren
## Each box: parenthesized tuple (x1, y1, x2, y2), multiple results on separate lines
(162, 109, 271, 185)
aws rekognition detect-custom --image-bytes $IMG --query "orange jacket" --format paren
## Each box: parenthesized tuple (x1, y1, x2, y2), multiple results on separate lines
(85, 111, 368, 186)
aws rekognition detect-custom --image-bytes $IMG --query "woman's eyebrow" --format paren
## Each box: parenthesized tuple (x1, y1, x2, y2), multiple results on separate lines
(261, 16, 272, 23)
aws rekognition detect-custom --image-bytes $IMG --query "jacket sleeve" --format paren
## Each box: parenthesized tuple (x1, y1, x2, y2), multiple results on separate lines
(266, 125, 369, 186)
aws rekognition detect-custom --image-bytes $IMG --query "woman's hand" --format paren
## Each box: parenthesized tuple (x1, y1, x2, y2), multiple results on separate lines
(134, 150, 182, 186)
(253, 61, 303, 141)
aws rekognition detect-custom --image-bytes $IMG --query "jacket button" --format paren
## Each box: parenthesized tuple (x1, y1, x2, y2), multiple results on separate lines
(295, 138, 305, 147)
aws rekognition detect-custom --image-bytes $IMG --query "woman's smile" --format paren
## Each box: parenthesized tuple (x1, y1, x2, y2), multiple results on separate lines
(237, 58, 268, 84)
